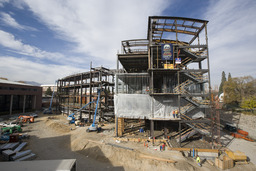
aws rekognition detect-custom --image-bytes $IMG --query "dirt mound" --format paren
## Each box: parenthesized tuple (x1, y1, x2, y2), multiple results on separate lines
(44, 118, 71, 133)
(70, 137, 199, 171)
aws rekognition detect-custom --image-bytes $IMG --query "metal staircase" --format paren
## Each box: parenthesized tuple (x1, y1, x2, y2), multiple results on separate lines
(183, 72, 207, 83)
(179, 57, 192, 69)
(173, 79, 193, 94)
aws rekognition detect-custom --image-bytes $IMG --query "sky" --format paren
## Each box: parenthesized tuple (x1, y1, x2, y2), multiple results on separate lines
(0, 0, 255, 88)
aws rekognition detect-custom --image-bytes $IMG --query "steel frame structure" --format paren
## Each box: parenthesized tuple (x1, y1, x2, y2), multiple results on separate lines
(57, 65, 115, 122)
(116, 16, 216, 147)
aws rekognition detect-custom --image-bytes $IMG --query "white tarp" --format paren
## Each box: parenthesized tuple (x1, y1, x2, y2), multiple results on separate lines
(152, 96, 179, 119)
(114, 94, 205, 119)
(114, 94, 152, 119)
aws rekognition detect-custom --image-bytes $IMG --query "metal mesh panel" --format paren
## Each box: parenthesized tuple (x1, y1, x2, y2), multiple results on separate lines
(116, 73, 149, 94)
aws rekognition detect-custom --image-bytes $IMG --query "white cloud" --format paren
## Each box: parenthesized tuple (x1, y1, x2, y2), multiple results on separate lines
(204, 0, 256, 86)
(0, 0, 9, 7)
(0, 30, 64, 60)
(1, 12, 25, 30)
(0, 12, 37, 31)
(0, 56, 84, 84)
(22, 0, 170, 67)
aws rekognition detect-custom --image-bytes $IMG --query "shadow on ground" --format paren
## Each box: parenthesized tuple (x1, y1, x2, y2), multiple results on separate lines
(26, 134, 124, 171)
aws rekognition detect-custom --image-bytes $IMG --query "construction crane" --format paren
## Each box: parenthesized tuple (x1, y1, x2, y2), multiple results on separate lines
(43, 81, 57, 114)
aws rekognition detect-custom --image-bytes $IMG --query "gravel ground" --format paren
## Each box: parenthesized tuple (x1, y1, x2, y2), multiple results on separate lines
(1, 112, 255, 170)
(220, 111, 256, 166)
(221, 111, 256, 139)
(228, 138, 256, 165)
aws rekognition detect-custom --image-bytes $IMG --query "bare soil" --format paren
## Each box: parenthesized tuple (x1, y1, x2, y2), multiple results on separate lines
(18, 112, 256, 171)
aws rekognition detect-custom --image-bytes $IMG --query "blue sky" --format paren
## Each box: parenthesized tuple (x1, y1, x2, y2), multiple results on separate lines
(0, 0, 255, 89)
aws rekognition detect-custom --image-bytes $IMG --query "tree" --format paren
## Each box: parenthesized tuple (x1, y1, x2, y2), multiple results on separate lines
(45, 87, 53, 96)
(223, 78, 239, 106)
(223, 76, 256, 107)
(228, 73, 232, 81)
(219, 71, 226, 95)
(241, 96, 256, 113)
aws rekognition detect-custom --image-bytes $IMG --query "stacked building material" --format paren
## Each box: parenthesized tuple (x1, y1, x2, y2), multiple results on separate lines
(2, 149, 15, 161)
(0, 141, 36, 161)
(215, 155, 234, 170)
(11, 150, 32, 161)
(14, 153, 36, 161)
(0, 142, 19, 152)
(115, 117, 124, 136)
(13, 142, 27, 152)
(176, 129, 197, 143)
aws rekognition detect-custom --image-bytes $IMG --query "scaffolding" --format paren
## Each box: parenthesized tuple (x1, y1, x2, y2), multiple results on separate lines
(57, 65, 115, 122)
(115, 16, 216, 147)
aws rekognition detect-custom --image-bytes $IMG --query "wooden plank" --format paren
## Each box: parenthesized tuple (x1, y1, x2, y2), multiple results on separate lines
(168, 147, 219, 153)
(206, 159, 214, 166)
(139, 154, 176, 163)
(113, 138, 167, 143)
(235, 161, 248, 165)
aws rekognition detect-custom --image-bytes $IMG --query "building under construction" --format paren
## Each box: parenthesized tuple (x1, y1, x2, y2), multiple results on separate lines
(57, 66, 115, 122)
(115, 16, 214, 145)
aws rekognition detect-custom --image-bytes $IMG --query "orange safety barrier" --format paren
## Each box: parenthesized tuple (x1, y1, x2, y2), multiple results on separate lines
(237, 129, 248, 136)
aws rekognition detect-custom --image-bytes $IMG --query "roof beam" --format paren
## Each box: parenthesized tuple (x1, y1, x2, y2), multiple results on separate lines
(153, 28, 196, 35)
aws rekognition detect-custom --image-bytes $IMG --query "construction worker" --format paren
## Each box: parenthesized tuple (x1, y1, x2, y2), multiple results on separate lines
(196, 155, 201, 167)
(175, 109, 178, 118)
(172, 110, 176, 118)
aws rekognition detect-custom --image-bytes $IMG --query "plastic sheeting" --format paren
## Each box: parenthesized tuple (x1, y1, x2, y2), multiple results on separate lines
(114, 94, 181, 119)
(191, 111, 205, 119)
(114, 94, 206, 119)
(152, 96, 179, 119)
(114, 94, 152, 119)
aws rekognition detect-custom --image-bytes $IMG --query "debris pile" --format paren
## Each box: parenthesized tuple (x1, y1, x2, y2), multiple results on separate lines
(0, 114, 36, 162)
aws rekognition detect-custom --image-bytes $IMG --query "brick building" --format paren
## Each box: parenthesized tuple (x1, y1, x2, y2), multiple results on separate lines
(0, 79, 42, 115)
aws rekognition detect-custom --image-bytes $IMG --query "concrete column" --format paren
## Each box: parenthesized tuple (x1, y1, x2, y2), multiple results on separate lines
(33, 95, 37, 109)
(23, 95, 26, 114)
(9, 95, 13, 115)
(115, 116, 118, 137)
(179, 121, 181, 147)
(164, 121, 168, 138)
(150, 120, 154, 138)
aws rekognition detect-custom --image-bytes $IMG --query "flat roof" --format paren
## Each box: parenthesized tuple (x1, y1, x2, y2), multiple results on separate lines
(0, 79, 33, 86)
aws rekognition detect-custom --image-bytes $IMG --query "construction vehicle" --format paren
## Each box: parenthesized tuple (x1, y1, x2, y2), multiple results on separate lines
(1, 125, 22, 134)
(67, 88, 102, 132)
(43, 81, 56, 114)
(87, 88, 101, 132)
(67, 100, 96, 124)
(18, 115, 34, 123)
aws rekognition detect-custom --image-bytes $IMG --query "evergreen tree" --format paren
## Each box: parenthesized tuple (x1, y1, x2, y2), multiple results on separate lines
(219, 71, 226, 95)
(45, 87, 53, 96)
(228, 73, 232, 81)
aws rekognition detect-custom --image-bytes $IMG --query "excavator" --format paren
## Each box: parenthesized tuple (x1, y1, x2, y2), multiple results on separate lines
(67, 88, 102, 132)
